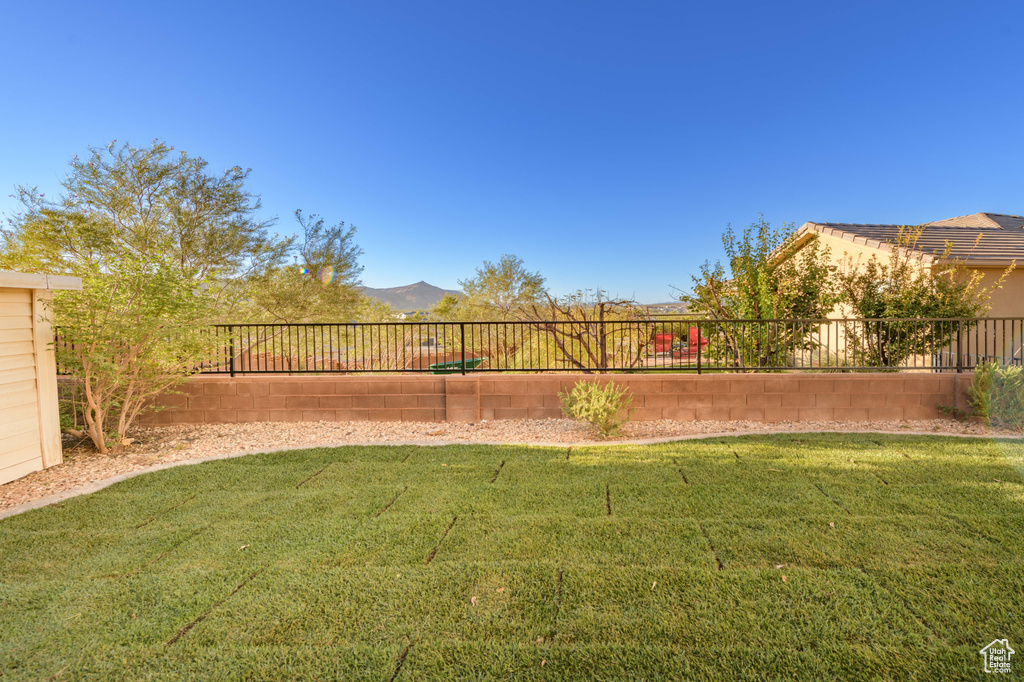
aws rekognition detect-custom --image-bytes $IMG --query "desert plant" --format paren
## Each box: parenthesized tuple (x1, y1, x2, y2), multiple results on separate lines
(968, 362, 994, 423)
(559, 380, 634, 438)
(967, 362, 1024, 429)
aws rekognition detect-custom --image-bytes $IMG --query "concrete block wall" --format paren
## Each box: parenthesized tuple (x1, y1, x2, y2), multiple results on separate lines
(141, 372, 971, 425)
(144, 376, 447, 425)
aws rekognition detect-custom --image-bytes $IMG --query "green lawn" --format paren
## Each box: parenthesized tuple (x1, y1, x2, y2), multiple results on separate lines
(1, 434, 1023, 680)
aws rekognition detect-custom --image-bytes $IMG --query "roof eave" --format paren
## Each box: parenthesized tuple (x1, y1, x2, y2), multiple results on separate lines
(0, 270, 83, 290)
(953, 259, 1018, 267)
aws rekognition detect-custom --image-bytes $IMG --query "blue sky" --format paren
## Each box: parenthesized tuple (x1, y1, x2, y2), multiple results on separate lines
(2, 1, 1022, 303)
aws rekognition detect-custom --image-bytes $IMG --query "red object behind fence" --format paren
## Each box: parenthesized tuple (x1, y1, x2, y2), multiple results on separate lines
(653, 333, 675, 353)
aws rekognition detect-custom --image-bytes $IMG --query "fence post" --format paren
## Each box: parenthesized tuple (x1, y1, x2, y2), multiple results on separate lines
(696, 320, 702, 375)
(460, 322, 466, 376)
(228, 325, 236, 377)
(956, 319, 963, 373)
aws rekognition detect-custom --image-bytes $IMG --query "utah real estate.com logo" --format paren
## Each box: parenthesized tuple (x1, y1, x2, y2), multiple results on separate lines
(980, 639, 1015, 674)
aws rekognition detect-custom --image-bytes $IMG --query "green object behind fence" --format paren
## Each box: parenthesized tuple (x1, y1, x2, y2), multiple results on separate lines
(429, 357, 486, 374)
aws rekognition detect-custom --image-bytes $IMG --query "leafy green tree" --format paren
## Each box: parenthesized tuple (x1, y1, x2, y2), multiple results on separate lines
(433, 254, 546, 321)
(0, 140, 292, 452)
(245, 210, 364, 323)
(682, 215, 839, 369)
(426, 254, 546, 368)
(54, 255, 215, 453)
(2, 140, 291, 304)
(836, 226, 1013, 367)
(429, 293, 464, 321)
(353, 295, 398, 322)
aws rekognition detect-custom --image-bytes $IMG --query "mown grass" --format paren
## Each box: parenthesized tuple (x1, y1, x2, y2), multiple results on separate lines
(1, 434, 1023, 680)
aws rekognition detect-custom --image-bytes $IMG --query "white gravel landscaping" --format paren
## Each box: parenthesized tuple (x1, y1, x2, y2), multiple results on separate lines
(0, 417, 1017, 513)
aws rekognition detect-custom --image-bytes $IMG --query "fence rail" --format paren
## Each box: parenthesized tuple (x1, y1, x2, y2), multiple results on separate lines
(141, 317, 1024, 375)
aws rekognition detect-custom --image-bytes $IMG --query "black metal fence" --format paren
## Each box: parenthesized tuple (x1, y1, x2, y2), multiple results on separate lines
(169, 317, 1024, 375)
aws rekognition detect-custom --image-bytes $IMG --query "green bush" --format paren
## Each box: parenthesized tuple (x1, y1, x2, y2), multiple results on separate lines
(559, 380, 634, 438)
(967, 362, 1024, 429)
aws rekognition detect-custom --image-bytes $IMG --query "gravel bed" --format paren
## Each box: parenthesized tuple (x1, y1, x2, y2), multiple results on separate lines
(1, 417, 1017, 512)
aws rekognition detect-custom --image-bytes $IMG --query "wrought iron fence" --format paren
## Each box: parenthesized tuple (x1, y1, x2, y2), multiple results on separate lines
(54, 318, 1024, 376)
(161, 317, 1023, 375)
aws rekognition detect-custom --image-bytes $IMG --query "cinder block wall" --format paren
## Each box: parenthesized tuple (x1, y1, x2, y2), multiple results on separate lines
(141, 373, 971, 425)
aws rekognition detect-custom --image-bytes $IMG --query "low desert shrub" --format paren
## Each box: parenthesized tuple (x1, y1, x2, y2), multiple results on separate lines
(559, 380, 634, 438)
(967, 362, 1024, 429)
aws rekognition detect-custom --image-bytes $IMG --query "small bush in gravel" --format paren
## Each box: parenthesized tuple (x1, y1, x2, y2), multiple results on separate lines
(968, 362, 1024, 429)
(559, 380, 634, 438)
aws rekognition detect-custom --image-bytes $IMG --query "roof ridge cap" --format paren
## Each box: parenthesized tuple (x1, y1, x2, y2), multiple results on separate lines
(925, 212, 1004, 228)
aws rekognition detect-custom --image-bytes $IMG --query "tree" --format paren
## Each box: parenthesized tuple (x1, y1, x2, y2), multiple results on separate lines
(438, 254, 546, 321)
(2, 140, 291, 305)
(353, 295, 398, 322)
(836, 226, 1013, 367)
(429, 293, 465, 321)
(245, 210, 364, 323)
(0, 140, 293, 453)
(682, 215, 839, 369)
(526, 289, 652, 372)
(427, 254, 546, 369)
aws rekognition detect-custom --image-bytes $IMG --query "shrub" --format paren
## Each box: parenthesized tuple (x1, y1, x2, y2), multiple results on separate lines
(967, 363, 1024, 429)
(682, 216, 839, 370)
(559, 380, 634, 438)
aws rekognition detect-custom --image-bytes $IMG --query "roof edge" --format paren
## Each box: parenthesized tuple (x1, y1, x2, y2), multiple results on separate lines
(0, 270, 83, 291)
(800, 222, 936, 263)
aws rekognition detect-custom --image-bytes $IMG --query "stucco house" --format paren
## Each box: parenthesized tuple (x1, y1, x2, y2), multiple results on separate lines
(791, 212, 1024, 367)
(794, 212, 1024, 317)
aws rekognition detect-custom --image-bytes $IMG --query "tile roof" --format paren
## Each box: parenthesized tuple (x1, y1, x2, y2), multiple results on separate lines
(800, 212, 1024, 265)
(924, 212, 1024, 230)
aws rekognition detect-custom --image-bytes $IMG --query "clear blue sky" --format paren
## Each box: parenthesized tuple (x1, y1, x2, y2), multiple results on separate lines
(2, 1, 1022, 303)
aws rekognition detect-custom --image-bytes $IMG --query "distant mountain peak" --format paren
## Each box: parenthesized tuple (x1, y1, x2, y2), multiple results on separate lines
(360, 281, 460, 311)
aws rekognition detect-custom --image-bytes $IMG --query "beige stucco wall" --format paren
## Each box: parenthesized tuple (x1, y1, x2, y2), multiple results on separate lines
(972, 268, 1024, 318)
(813, 231, 901, 275)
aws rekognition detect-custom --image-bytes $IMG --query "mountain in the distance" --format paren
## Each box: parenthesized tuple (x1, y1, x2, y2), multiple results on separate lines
(361, 281, 460, 311)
